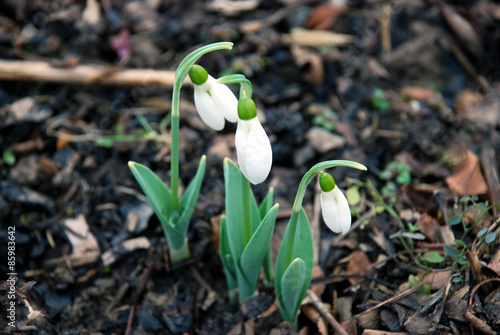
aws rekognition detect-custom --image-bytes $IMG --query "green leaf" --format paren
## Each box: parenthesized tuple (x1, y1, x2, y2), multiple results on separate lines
(459, 196, 470, 203)
(280, 258, 306, 323)
(239, 204, 279, 291)
(3, 150, 15, 165)
(346, 186, 360, 206)
(477, 228, 488, 238)
(259, 187, 274, 220)
(423, 251, 444, 263)
(128, 161, 172, 226)
(224, 158, 245, 261)
(486, 232, 497, 244)
(443, 245, 461, 258)
(477, 202, 487, 212)
(176, 156, 206, 239)
(275, 208, 313, 324)
(220, 216, 237, 291)
(448, 215, 462, 226)
(259, 187, 275, 283)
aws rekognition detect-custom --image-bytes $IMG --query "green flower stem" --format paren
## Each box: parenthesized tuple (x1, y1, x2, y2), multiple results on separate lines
(292, 160, 367, 213)
(242, 176, 252, 248)
(162, 42, 233, 210)
(217, 74, 253, 99)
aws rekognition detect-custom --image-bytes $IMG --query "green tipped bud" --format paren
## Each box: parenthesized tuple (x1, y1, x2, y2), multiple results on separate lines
(319, 171, 335, 192)
(238, 97, 257, 120)
(189, 64, 208, 86)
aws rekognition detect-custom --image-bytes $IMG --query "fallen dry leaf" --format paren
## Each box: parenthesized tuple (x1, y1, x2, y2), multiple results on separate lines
(306, 4, 347, 30)
(290, 28, 355, 47)
(422, 270, 452, 290)
(290, 44, 324, 84)
(346, 251, 373, 285)
(445, 150, 488, 196)
(401, 86, 440, 101)
(441, 4, 482, 60)
(416, 212, 441, 242)
(454, 89, 483, 117)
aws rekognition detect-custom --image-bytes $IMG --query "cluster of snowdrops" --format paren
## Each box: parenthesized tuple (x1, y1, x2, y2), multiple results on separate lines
(128, 42, 366, 326)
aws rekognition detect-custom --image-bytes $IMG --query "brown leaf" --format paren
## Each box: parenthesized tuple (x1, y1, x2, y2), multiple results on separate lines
(454, 89, 483, 117)
(445, 150, 488, 196)
(441, 4, 482, 59)
(290, 45, 324, 84)
(422, 270, 452, 290)
(416, 212, 441, 242)
(401, 86, 439, 101)
(306, 5, 347, 30)
(346, 251, 373, 285)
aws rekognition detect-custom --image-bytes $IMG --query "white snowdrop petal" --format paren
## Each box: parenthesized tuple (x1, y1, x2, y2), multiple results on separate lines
(210, 83, 238, 123)
(235, 118, 272, 185)
(321, 186, 352, 234)
(333, 186, 352, 234)
(193, 85, 225, 131)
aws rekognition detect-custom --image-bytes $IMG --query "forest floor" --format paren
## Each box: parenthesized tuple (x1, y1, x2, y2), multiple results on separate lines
(1, 0, 500, 334)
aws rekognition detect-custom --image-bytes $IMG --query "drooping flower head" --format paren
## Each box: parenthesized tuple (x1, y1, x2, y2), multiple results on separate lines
(235, 97, 272, 185)
(319, 171, 351, 234)
(188, 64, 238, 130)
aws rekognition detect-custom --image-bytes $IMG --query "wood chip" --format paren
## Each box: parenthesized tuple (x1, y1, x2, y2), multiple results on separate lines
(289, 28, 355, 47)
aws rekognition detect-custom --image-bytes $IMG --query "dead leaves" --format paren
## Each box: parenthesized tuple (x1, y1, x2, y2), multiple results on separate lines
(445, 150, 488, 196)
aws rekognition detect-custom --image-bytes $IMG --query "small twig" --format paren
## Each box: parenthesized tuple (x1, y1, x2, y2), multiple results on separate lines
(124, 262, 154, 335)
(354, 283, 423, 316)
(190, 267, 224, 303)
(305, 289, 349, 335)
(0, 59, 180, 87)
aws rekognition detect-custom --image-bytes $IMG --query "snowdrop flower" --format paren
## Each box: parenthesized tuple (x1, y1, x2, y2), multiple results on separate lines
(235, 97, 272, 185)
(319, 172, 351, 234)
(188, 64, 238, 130)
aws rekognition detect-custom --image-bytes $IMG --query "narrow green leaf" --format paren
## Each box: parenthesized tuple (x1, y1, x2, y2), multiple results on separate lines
(128, 161, 172, 225)
(423, 251, 444, 264)
(259, 187, 275, 283)
(259, 187, 274, 220)
(280, 258, 306, 323)
(220, 216, 237, 291)
(443, 245, 461, 258)
(239, 204, 279, 290)
(177, 156, 206, 236)
(224, 158, 245, 261)
(448, 215, 462, 226)
(275, 208, 313, 322)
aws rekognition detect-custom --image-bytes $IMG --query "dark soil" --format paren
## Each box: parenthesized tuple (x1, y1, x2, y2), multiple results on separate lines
(1, 0, 500, 334)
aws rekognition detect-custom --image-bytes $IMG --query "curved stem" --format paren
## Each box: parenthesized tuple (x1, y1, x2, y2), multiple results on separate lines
(292, 160, 367, 213)
(165, 42, 233, 210)
(217, 74, 253, 98)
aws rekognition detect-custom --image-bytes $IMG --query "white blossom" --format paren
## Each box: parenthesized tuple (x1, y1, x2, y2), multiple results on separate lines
(320, 185, 351, 234)
(193, 75, 238, 130)
(235, 117, 272, 185)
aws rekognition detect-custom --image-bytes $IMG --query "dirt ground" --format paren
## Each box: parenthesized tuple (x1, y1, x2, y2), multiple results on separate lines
(1, 0, 500, 334)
